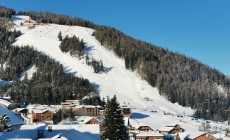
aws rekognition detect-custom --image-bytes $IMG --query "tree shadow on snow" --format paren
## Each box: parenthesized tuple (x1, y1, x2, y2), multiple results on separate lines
(104, 67, 113, 73)
(63, 66, 77, 76)
(131, 112, 150, 119)
(84, 45, 95, 54)
(92, 82, 100, 91)
(12, 16, 23, 21)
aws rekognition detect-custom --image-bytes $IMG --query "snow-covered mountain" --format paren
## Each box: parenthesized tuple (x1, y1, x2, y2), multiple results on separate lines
(12, 15, 193, 116)
(6, 15, 229, 137)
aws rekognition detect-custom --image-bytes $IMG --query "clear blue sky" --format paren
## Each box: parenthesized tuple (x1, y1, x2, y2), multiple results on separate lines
(3, 0, 230, 76)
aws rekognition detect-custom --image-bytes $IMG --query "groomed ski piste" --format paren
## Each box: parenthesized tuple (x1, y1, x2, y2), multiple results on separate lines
(11, 15, 229, 136)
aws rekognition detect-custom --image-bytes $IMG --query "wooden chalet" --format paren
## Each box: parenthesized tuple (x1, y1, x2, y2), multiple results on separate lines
(72, 105, 101, 116)
(178, 132, 217, 140)
(84, 117, 104, 133)
(61, 100, 80, 106)
(192, 133, 217, 140)
(28, 105, 61, 124)
(32, 109, 53, 123)
(135, 132, 164, 140)
(120, 104, 131, 117)
(130, 120, 153, 132)
(159, 124, 185, 134)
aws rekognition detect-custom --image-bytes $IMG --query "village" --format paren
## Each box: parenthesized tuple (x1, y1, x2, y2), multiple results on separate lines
(0, 97, 229, 140)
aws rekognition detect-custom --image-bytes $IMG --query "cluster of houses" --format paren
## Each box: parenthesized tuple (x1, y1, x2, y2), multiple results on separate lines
(0, 98, 229, 140)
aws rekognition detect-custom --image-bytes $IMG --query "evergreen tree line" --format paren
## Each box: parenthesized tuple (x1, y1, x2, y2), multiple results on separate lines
(18, 11, 96, 29)
(0, 45, 101, 105)
(0, 25, 101, 106)
(94, 26, 230, 121)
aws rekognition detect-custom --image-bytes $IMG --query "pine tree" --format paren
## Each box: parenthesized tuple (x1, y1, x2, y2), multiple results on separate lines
(0, 114, 11, 132)
(58, 31, 62, 41)
(102, 95, 128, 140)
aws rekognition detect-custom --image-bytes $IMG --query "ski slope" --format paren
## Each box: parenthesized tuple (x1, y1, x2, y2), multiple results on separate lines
(12, 15, 194, 116)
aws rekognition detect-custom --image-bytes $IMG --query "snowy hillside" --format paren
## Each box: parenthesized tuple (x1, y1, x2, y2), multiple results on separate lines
(12, 15, 193, 116)
(9, 15, 230, 136)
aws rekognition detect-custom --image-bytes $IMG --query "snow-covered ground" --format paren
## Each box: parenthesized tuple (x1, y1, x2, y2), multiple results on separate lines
(0, 124, 100, 140)
(20, 65, 37, 80)
(10, 15, 229, 136)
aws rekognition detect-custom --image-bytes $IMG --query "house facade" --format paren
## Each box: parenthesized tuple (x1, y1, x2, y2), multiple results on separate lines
(72, 105, 101, 116)
(159, 124, 185, 134)
(138, 126, 154, 132)
(193, 133, 217, 140)
(135, 132, 164, 140)
(32, 109, 53, 122)
(84, 117, 104, 133)
(120, 104, 131, 117)
(28, 105, 61, 124)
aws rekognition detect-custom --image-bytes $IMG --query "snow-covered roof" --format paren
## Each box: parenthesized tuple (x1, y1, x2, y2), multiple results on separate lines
(0, 105, 24, 126)
(130, 119, 150, 129)
(75, 116, 104, 124)
(84, 117, 96, 124)
(165, 123, 179, 127)
(44, 124, 100, 140)
(74, 105, 101, 109)
(0, 99, 11, 107)
(28, 104, 62, 114)
(158, 126, 174, 132)
(33, 109, 48, 114)
(0, 124, 100, 140)
(12, 108, 27, 112)
(178, 132, 216, 140)
(136, 131, 164, 137)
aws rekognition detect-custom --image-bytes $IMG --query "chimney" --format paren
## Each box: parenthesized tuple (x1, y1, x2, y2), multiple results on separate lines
(37, 130, 44, 139)
(48, 126, 52, 132)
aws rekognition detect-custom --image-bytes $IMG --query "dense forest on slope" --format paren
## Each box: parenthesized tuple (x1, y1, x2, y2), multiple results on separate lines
(0, 8, 102, 106)
(2, 9, 229, 120)
(94, 26, 230, 120)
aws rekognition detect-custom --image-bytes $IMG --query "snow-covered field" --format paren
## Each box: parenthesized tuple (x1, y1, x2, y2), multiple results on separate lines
(11, 15, 229, 136)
